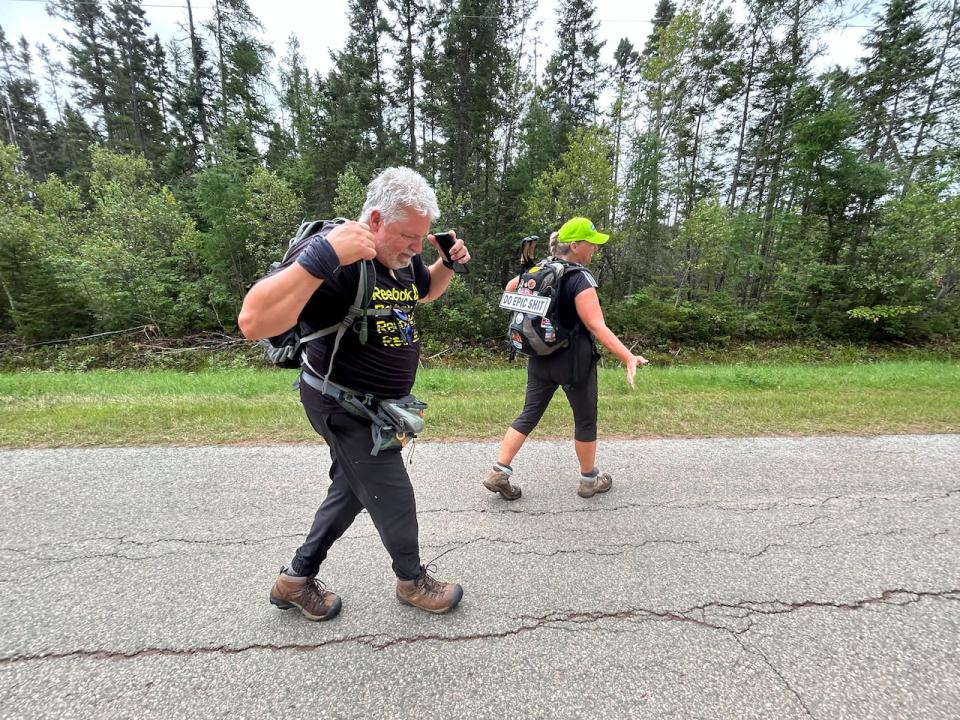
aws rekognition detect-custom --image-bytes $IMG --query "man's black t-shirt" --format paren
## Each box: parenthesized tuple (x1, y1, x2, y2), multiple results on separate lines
(280, 231, 431, 403)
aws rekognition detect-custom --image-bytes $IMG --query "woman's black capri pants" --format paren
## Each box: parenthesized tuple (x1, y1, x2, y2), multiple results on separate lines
(511, 343, 598, 442)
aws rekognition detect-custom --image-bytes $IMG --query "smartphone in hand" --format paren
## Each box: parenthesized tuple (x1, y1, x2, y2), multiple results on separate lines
(434, 232, 469, 274)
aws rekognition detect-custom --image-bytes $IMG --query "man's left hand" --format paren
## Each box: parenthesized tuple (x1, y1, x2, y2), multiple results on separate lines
(428, 231, 471, 267)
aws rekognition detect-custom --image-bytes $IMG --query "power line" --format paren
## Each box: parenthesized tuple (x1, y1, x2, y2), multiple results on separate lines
(7, 1, 876, 27)
(451, 13, 654, 23)
(446, 12, 874, 28)
(7, 0, 215, 8)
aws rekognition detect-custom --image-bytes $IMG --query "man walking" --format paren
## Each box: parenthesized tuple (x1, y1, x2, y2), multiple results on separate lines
(239, 168, 469, 620)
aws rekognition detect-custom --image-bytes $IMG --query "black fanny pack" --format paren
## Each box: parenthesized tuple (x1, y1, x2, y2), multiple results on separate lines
(299, 370, 427, 455)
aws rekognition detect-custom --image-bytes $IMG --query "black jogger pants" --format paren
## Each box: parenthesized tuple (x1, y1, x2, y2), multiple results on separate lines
(290, 403, 421, 580)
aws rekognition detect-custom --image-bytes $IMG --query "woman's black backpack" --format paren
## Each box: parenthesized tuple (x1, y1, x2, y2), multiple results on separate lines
(506, 258, 585, 357)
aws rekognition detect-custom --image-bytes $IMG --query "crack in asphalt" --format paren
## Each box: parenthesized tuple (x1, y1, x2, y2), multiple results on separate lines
(0, 533, 306, 557)
(423, 536, 526, 561)
(0, 532, 375, 568)
(415, 487, 960, 517)
(2, 588, 955, 667)
(424, 530, 951, 564)
(786, 515, 830, 529)
(0, 549, 181, 565)
(4, 525, 951, 575)
(4, 487, 954, 560)
(511, 539, 701, 558)
(684, 588, 960, 619)
(734, 634, 815, 719)
(424, 536, 702, 560)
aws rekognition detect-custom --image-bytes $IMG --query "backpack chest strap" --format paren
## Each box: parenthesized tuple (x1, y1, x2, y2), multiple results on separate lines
(298, 307, 392, 347)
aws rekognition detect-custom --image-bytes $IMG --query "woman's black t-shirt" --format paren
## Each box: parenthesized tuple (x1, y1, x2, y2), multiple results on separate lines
(529, 264, 598, 383)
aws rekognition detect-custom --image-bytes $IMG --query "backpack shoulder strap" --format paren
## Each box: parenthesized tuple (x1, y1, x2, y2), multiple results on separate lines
(319, 260, 368, 389)
(282, 218, 348, 264)
(552, 260, 592, 286)
(315, 259, 391, 392)
(295, 219, 326, 242)
(567, 263, 595, 287)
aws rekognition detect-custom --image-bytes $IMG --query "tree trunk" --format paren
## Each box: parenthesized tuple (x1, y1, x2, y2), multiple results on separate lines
(685, 86, 706, 219)
(369, 8, 387, 152)
(904, 0, 958, 189)
(493, 20, 529, 241)
(186, 0, 209, 147)
(403, 0, 417, 166)
(727, 21, 759, 209)
(214, 0, 227, 125)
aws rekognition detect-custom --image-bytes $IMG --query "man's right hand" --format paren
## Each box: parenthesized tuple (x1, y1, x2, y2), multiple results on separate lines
(327, 221, 377, 265)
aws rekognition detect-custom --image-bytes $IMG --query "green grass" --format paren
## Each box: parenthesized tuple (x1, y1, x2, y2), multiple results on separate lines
(1, 361, 958, 447)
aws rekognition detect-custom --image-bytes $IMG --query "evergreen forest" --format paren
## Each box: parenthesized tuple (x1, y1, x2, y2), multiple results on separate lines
(1, 0, 958, 350)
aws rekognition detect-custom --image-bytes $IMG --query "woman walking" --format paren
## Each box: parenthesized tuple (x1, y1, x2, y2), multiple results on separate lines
(484, 217, 648, 500)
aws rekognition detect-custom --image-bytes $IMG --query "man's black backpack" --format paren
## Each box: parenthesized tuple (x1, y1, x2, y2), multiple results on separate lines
(506, 258, 586, 358)
(257, 219, 388, 372)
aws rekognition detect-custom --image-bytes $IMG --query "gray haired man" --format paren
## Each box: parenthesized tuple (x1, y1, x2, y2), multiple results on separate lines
(238, 167, 469, 620)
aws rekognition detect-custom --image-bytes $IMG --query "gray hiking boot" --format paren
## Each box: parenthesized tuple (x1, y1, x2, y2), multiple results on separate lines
(483, 468, 522, 500)
(577, 472, 613, 498)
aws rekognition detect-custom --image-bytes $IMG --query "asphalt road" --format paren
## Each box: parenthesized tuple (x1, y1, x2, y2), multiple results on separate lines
(1, 435, 958, 719)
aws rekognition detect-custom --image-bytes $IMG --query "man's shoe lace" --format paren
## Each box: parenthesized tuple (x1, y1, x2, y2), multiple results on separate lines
(303, 577, 330, 600)
(417, 563, 444, 596)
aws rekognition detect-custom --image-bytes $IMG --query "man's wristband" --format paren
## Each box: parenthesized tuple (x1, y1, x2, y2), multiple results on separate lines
(441, 258, 454, 270)
(297, 236, 340, 279)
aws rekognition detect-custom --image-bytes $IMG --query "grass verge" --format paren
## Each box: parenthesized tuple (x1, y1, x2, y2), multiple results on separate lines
(1, 361, 958, 447)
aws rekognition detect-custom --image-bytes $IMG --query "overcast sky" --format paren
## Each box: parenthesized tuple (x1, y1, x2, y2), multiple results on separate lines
(1, 0, 870, 108)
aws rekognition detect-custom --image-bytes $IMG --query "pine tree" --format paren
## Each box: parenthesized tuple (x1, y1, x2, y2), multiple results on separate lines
(0, 31, 54, 179)
(386, 0, 427, 166)
(733, 0, 823, 305)
(185, 0, 212, 151)
(643, 0, 676, 56)
(439, 0, 527, 260)
(166, 38, 205, 175)
(540, 0, 606, 150)
(48, 104, 98, 188)
(903, 0, 959, 186)
(207, 0, 274, 160)
(610, 38, 640, 222)
(726, 7, 763, 209)
(625, 9, 697, 277)
(277, 35, 309, 153)
(417, 3, 448, 180)
(501, 91, 555, 246)
(37, 44, 65, 124)
(681, 7, 738, 219)
(102, 0, 168, 165)
(320, 0, 399, 199)
(491, 0, 538, 246)
(49, 0, 115, 140)
(857, 0, 936, 169)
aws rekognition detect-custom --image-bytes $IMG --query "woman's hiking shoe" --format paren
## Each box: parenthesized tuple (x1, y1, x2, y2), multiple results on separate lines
(577, 472, 613, 498)
(483, 469, 522, 500)
(269, 568, 342, 621)
(396, 565, 463, 614)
